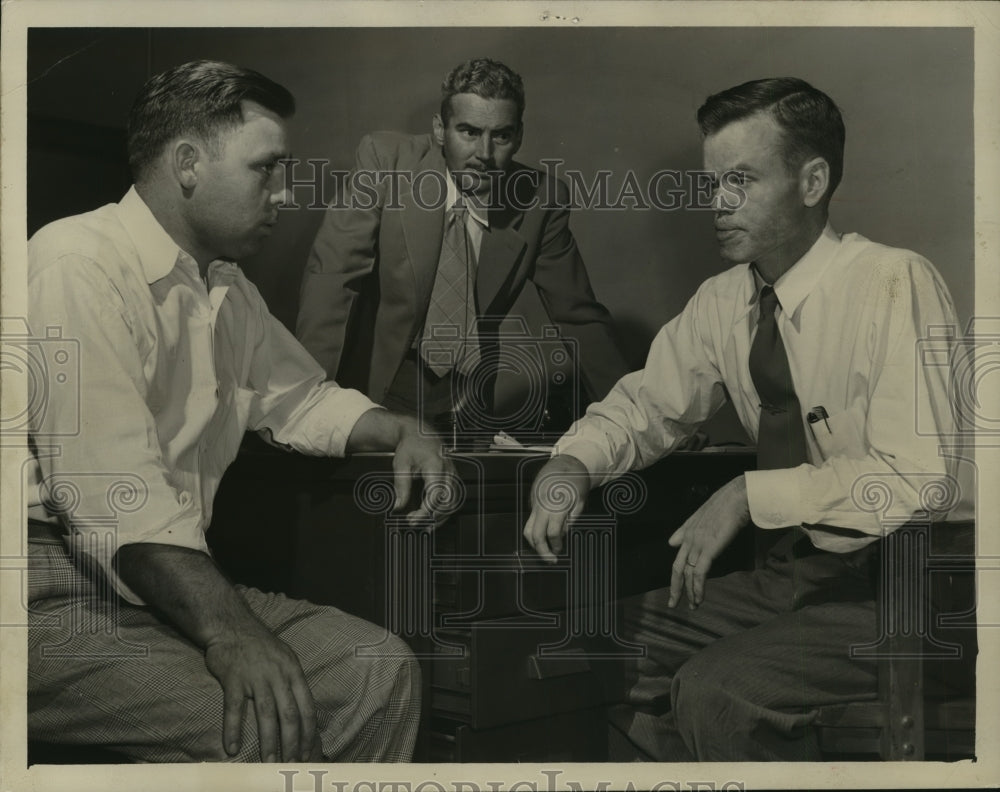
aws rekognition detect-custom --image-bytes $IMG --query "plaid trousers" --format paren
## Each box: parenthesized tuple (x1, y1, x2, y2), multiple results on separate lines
(27, 526, 421, 763)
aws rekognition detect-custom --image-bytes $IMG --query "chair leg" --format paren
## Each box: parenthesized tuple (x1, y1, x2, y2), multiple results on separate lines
(877, 527, 928, 760)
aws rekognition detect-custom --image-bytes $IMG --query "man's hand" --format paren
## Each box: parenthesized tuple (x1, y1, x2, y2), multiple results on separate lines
(523, 454, 593, 563)
(347, 409, 459, 525)
(115, 544, 319, 762)
(392, 418, 459, 525)
(667, 474, 750, 609)
(204, 620, 321, 763)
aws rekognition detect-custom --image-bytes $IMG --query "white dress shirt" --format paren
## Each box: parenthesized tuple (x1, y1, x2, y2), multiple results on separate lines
(444, 168, 489, 262)
(556, 225, 971, 552)
(28, 187, 380, 603)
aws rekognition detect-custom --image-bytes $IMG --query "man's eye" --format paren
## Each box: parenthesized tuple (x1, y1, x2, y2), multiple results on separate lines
(493, 132, 512, 144)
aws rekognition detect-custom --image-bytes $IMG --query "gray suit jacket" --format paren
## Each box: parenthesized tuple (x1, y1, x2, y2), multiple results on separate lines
(296, 131, 629, 405)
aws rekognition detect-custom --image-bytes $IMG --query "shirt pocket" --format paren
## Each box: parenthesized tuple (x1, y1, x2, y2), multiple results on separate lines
(807, 404, 868, 462)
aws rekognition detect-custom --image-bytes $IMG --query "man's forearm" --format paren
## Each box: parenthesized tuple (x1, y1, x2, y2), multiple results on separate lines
(114, 543, 264, 649)
(346, 407, 419, 452)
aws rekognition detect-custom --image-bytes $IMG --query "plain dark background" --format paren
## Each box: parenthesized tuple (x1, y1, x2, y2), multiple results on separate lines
(26, 27, 975, 440)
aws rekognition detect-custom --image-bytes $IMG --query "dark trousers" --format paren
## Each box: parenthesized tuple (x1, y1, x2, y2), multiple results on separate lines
(612, 529, 880, 761)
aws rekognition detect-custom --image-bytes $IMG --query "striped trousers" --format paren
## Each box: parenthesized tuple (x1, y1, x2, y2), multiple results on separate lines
(27, 527, 421, 763)
(611, 529, 880, 761)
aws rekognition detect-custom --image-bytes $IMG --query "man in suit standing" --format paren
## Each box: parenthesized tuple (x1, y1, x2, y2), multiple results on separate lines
(296, 58, 629, 432)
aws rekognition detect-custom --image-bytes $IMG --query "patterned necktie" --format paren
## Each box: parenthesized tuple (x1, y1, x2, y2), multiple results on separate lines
(421, 203, 480, 377)
(748, 285, 809, 470)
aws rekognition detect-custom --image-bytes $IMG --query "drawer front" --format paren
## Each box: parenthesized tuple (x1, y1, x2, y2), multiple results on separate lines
(430, 618, 604, 730)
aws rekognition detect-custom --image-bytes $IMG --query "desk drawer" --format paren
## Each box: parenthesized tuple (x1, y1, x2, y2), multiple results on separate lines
(430, 619, 604, 730)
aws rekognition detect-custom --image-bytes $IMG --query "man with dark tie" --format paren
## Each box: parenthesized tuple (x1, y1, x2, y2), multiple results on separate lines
(295, 57, 629, 430)
(522, 78, 970, 760)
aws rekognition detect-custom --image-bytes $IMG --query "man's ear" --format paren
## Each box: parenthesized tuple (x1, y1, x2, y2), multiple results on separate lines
(432, 113, 445, 147)
(800, 156, 830, 208)
(172, 140, 200, 192)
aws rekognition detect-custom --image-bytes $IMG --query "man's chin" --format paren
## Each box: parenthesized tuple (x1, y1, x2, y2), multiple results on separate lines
(716, 242, 748, 265)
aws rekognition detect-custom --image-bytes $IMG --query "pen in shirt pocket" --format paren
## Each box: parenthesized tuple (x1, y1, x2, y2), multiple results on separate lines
(807, 405, 832, 433)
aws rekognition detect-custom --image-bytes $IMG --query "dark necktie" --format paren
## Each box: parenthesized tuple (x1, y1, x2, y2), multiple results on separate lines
(748, 285, 809, 470)
(421, 203, 480, 376)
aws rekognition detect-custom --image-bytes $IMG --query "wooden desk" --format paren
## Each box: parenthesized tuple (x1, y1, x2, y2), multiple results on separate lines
(208, 436, 756, 760)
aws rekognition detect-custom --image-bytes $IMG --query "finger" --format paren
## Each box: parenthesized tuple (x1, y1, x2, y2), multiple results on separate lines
(547, 516, 565, 557)
(417, 463, 450, 518)
(273, 679, 302, 764)
(668, 547, 690, 608)
(523, 509, 539, 551)
(307, 730, 324, 762)
(392, 457, 413, 512)
(221, 682, 246, 757)
(667, 523, 686, 547)
(289, 676, 318, 763)
(405, 505, 435, 527)
(252, 688, 279, 763)
(691, 564, 708, 607)
(524, 510, 558, 564)
(684, 558, 698, 609)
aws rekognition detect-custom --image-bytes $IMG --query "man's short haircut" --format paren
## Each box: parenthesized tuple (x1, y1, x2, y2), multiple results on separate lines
(440, 58, 525, 126)
(127, 59, 295, 182)
(697, 77, 846, 199)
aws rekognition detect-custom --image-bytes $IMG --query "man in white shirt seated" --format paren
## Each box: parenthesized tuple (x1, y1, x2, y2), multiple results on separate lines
(27, 60, 453, 763)
(523, 77, 972, 760)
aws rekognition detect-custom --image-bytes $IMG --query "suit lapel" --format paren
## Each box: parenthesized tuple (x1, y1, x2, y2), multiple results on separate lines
(400, 145, 447, 324)
(477, 218, 526, 316)
(476, 164, 531, 315)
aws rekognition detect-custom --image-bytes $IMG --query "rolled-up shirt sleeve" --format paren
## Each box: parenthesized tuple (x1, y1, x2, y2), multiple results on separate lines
(244, 304, 381, 456)
(556, 284, 729, 485)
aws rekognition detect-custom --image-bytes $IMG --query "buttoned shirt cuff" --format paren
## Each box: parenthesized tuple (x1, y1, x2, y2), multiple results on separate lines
(551, 437, 617, 487)
(745, 467, 805, 529)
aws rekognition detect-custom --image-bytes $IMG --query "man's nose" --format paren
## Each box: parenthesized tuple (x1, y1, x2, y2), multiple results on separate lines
(475, 135, 494, 162)
(270, 186, 292, 207)
(270, 166, 291, 206)
(712, 185, 732, 213)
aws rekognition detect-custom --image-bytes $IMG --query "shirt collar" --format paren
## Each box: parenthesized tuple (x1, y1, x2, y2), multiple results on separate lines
(445, 169, 489, 229)
(117, 186, 238, 285)
(738, 223, 842, 322)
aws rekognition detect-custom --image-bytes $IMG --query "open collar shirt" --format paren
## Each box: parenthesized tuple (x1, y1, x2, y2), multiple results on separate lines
(28, 187, 379, 603)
